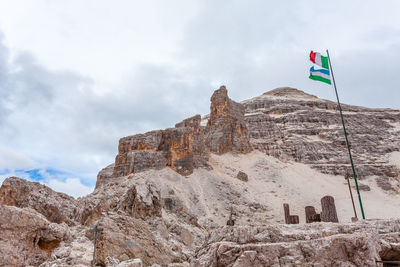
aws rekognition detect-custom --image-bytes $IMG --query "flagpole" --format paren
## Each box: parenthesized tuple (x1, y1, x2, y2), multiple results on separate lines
(326, 49, 366, 220)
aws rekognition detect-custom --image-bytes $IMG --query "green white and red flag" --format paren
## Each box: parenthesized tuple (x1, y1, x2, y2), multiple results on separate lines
(309, 50, 329, 70)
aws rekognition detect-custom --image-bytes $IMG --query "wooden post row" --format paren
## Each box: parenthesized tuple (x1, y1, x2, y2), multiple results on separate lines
(320, 195, 339, 223)
(283, 203, 299, 224)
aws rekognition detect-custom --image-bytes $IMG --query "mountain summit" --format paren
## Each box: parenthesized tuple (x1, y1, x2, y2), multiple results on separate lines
(1, 86, 400, 266)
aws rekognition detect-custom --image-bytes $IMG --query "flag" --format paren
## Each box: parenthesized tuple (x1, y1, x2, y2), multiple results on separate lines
(309, 66, 331, 84)
(310, 50, 329, 69)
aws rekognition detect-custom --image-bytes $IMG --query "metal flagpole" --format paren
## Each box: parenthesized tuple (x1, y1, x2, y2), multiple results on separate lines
(326, 49, 366, 219)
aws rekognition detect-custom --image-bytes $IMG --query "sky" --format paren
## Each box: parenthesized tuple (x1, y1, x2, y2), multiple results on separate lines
(0, 0, 399, 197)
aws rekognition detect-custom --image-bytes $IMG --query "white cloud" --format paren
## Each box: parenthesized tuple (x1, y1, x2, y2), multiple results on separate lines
(0, 0, 198, 85)
(46, 178, 93, 198)
(0, 146, 35, 169)
(0, 168, 93, 198)
(0, 0, 399, 193)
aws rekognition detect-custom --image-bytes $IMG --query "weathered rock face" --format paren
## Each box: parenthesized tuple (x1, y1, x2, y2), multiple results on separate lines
(159, 127, 195, 176)
(2, 85, 400, 267)
(193, 219, 400, 266)
(113, 130, 166, 177)
(95, 213, 176, 266)
(0, 205, 68, 266)
(0, 177, 78, 225)
(109, 86, 251, 180)
(175, 114, 204, 155)
(95, 163, 115, 189)
(243, 87, 400, 186)
(78, 179, 162, 225)
(206, 86, 252, 154)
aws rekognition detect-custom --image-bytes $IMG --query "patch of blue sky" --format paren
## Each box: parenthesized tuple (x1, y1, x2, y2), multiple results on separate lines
(22, 168, 72, 182)
(24, 169, 43, 181)
(0, 169, 10, 175)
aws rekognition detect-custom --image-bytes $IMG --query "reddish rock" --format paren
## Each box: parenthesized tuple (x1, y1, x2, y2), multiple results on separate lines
(0, 205, 68, 267)
(95, 163, 115, 189)
(206, 85, 252, 154)
(113, 130, 165, 177)
(175, 114, 204, 155)
(0, 177, 78, 226)
(159, 127, 195, 176)
(107, 86, 252, 180)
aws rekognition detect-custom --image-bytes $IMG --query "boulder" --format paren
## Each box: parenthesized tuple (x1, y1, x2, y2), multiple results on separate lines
(236, 171, 249, 182)
(95, 213, 177, 266)
(193, 219, 400, 266)
(78, 180, 162, 225)
(0, 205, 68, 266)
(0, 177, 78, 226)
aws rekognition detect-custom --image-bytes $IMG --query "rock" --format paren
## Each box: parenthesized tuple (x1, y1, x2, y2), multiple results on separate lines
(109, 86, 252, 179)
(0, 205, 68, 266)
(159, 127, 195, 176)
(95, 213, 177, 266)
(193, 219, 400, 266)
(180, 228, 193, 247)
(114, 150, 167, 178)
(0, 177, 78, 225)
(376, 176, 395, 191)
(175, 114, 204, 155)
(120, 182, 162, 218)
(113, 130, 165, 177)
(51, 246, 71, 259)
(243, 87, 400, 185)
(357, 183, 371, 191)
(3, 85, 400, 267)
(95, 163, 115, 189)
(78, 180, 162, 225)
(118, 258, 143, 267)
(105, 257, 143, 267)
(236, 171, 248, 182)
(205, 86, 252, 154)
(105, 256, 121, 266)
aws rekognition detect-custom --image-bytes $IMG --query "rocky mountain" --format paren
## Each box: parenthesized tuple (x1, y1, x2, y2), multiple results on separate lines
(1, 86, 400, 266)
(243, 87, 400, 190)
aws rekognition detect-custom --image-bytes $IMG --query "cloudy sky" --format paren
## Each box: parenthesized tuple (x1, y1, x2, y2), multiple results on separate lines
(0, 0, 399, 197)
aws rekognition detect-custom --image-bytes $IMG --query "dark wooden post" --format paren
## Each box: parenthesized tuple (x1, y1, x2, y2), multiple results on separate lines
(320, 196, 339, 222)
(289, 215, 299, 224)
(283, 203, 290, 224)
(226, 206, 235, 226)
(305, 206, 316, 223)
(305, 206, 321, 223)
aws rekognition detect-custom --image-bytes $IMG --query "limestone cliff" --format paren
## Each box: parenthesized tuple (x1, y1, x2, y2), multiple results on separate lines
(109, 85, 251, 183)
(1, 85, 400, 267)
(243, 87, 400, 191)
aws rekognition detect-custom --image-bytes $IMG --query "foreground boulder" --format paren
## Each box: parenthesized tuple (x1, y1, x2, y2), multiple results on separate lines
(0, 177, 78, 225)
(78, 179, 162, 225)
(95, 213, 177, 266)
(0, 205, 68, 266)
(193, 219, 400, 266)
